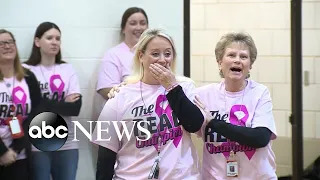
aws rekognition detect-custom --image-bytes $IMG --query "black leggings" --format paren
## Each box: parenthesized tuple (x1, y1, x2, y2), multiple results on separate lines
(0, 159, 28, 180)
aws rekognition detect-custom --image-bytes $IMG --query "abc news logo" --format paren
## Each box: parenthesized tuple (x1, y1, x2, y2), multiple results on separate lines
(28, 112, 68, 152)
(28, 112, 152, 152)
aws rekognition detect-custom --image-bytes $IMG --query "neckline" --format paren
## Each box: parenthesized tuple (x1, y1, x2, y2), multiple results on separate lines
(138, 81, 163, 90)
(220, 80, 249, 97)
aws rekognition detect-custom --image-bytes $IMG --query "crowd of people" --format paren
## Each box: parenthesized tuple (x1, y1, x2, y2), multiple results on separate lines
(0, 6, 278, 180)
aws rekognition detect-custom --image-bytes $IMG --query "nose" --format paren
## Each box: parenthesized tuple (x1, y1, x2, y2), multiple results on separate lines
(137, 24, 144, 30)
(3, 42, 11, 48)
(52, 40, 58, 45)
(233, 55, 241, 63)
(157, 55, 166, 64)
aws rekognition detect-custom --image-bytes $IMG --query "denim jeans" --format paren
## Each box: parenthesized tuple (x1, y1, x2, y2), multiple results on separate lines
(31, 149, 79, 180)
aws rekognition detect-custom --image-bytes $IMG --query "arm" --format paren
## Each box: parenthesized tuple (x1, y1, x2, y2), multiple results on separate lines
(207, 88, 277, 148)
(9, 69, 41, 153)
(96, 51, 121, 100)
(42, 97, 82, 116)
(97, 88, 112, 100)
(91, 97, 121, 179)
(166, 85, 204, 133)
(96, 146, 116, 180)
(0, 140, 8, 157)
(207, 121, 272, 148)
(42, 65, 82, 116)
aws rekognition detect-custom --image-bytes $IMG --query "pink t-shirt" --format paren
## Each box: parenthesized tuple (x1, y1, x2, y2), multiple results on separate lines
(0, 76, 31, 160)
(22, 63, 81, 151)
(92, 81, 201, 180)
(96, 42, 134, 91)
(195, 80, 277, 180)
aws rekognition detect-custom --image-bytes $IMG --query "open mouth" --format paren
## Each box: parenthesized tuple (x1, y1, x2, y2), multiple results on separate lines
(230, 67, 242, 73)
(133, 31, 143, 37)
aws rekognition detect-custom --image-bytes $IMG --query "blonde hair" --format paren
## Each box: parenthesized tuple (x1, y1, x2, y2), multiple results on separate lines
(0, 29, 26, 81)
(125, 28, 193, 84)
(215, 32, 257, 65)
(215, 31, 257, 78)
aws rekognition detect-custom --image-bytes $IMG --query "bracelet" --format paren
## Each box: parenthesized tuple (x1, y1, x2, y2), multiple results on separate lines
(166, 83, 179, 92)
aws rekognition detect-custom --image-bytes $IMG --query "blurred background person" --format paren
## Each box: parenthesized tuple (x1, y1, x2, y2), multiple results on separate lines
(96, 7, 149, 100)
(23, 22, 82, 180)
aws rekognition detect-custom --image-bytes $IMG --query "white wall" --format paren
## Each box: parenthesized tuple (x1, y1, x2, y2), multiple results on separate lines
(1, 1, 184, 179)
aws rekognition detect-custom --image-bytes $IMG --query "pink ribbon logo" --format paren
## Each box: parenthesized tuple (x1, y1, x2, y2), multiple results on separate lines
(12, 86, 27, 116)
(49, 74, 65, 99)
(154, 94, 182, 149)
(223, 104, 256, 160)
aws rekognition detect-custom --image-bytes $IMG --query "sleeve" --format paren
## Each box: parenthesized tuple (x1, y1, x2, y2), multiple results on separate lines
(91, 97, 121, 153)
(166, 81, 205, 133)
(66, 64, 81, 96)
(96, 145, 117, 180)
(181, 81, 207, 134)
(0, 139, 8, 157)
(251, 88, 277, 140)
(96, 50, 122, 91)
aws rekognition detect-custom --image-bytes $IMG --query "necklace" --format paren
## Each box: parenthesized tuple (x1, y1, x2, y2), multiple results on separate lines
(140, 81, 165, 179)
(3, 74, 17, 117)
(39, 64, 55, 92)
(223, 80, 247, 123)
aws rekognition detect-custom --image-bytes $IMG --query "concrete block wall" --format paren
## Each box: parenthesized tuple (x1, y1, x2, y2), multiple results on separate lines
(190, 0, 320, 176)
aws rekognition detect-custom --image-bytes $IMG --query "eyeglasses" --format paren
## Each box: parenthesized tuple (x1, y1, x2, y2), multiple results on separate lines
(0, 40, 15, 48)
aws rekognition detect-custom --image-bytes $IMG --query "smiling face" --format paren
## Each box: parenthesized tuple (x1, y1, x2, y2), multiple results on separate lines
(123, 12, 148, 46)
(0, 33, 17, 63)
(218, 42, 251, 82)
(139, 36, 174, 81)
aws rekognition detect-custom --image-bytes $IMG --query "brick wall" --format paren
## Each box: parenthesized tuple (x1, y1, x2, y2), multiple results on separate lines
(190, 0, 320, 176)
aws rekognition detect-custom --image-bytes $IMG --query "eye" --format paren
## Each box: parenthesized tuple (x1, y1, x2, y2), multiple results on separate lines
(130, 21, 137, 26)
(140, 21, 147, 26)
(151, 52, 159, 57)
(228, 53, 236, 57)
(165, 52, 171, 57)
(241, 55, 248, 59)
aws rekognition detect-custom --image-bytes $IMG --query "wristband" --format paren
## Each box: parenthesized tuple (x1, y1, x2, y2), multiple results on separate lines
(165, 83, 179, 92)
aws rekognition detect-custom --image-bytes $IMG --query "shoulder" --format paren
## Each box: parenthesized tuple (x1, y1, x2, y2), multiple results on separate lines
(21, 63, 36, 71)
(195, 82, 220, 94)
(57, 63, 77, 73)
(105, 83, 139, 109)
(103, 42, 129, 59)
(23, 67, 38, 85)
(176, 76, 195, 88)
(247, 80, 270, 96)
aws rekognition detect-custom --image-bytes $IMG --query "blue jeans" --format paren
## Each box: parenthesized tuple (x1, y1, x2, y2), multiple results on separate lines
(31, 149, 79, 180)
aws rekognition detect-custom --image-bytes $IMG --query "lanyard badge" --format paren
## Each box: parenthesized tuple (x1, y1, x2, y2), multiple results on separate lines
(148, 156, 160, 179)
(226, 150, 239, 177)
(5, 114, 24, 139)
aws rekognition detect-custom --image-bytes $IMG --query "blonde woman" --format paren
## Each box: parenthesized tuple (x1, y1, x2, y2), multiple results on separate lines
(91, 28, 205, 180)
(108, 32, 278, 179)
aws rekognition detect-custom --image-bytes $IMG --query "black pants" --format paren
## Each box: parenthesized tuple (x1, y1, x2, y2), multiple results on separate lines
(0, 159, 28, 180)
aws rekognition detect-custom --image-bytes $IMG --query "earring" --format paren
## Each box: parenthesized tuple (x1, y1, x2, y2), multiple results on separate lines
(246, 72, 250, 79)
(219, 68, 224, 78)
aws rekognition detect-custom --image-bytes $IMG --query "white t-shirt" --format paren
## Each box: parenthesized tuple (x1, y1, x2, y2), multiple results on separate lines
(23, 63, 81, 151)
(196, 80, 278, 180)
(0, 76, 31, 160)
(92, 81, 201, 180)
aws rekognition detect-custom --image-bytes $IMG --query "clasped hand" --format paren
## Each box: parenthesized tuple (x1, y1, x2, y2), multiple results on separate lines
(107, 63, 177, 99)
(0, 148, 17, 166)
(149, 63, 177, 90)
